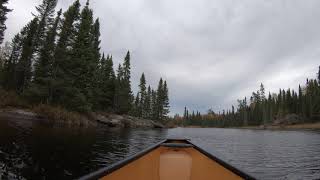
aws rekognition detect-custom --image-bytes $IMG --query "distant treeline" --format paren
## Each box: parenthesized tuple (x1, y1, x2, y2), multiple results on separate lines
(173, 67, 320, 127)
(0, 0, 170, 121)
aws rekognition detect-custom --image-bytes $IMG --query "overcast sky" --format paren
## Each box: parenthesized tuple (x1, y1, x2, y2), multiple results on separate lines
(5, 0, 320, 115)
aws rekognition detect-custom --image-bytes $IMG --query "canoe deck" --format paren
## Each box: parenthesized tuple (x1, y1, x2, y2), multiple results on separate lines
(79, 139, 255, 180)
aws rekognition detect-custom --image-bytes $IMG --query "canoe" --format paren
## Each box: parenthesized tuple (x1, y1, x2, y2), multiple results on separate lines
(79, 139, 256, 180)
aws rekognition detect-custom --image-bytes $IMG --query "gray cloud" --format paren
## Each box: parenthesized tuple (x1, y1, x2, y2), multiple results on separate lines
(5, 0, 320, 115)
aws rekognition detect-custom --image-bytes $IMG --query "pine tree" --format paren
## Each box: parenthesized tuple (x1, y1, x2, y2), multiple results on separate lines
(29, 9, 62, 103)
(151, 89, 157, 120)
(33, 0, 58, 51)
(260, 83, 266, 101)
(1, 34, 22, 89)
(98, 55, 115, 110)
(91, 18, 101, 63)
(138, 73, 146, 117)
(0, 0, 11, 44)
(156, 78, 164, 120)
(0, 42, 12, 86)
(15, 18, 38, 94)
(90, 18, 102, 108)
(51, 0, 80, 105)
(116, 51, 133, 114)
(67, 0, 96, 111)
(114, 64, 123, 112)
(162, 80, 170, 119)
(133, 92, 140, 117)
(145, 86, 152, 119)
(318, 66, 320, 83)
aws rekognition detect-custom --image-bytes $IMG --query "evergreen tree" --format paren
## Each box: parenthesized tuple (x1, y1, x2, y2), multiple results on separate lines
(15, 18, 38, 94)
(29, 9, 62, 103)
(51, 0, 80, 105)
(114, 64, 123, 112)
(156, 78, 164, 120)
(162, 80, 170, 118)
(0, 0, 11, 44)
(116, 51, 133, 114)
(155, 78, 170, 120)
(318, 66, 320, 83)
(132, 92, 140, 117)
(1, 34, 22, 89)
(89, 18, 102, 108)
(98, 54, 115, 110)
(67, 0, 96, 111)
(151, 89, 157, 120)
(33, 0, 58, 51)
(145, 86, 152, 119)
(138, 73, 146, 117)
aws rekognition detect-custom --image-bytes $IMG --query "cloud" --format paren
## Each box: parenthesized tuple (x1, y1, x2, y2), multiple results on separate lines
(5, 0, 320, 115)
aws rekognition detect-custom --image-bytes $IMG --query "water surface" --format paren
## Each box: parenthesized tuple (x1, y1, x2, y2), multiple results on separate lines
(0, 116, 319, 179)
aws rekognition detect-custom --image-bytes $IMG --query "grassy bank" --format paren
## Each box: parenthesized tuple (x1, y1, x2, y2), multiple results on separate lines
(0, 89, 96, 126)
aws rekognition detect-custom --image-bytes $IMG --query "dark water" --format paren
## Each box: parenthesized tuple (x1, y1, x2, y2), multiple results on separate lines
(0, 117, 320, 180)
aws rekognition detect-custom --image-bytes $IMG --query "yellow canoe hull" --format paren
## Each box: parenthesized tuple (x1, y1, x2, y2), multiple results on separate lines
(79, 139, 255, 180)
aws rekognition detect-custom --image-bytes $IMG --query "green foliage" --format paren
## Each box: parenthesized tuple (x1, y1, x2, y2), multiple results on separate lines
(179, 69, 320, 127)
(0, 0, 11, 44)
(51, 0, 80, 106)
(115, 52, 133, 114)
(318, 66, 320, 83)
(0, 0, 170, 117)
(15, 18, 38, 94)
(33, 0, 58, 51)
(138, 73, 146, 117)
(28, 9, 62, 104)
(95, 54, 115, 110)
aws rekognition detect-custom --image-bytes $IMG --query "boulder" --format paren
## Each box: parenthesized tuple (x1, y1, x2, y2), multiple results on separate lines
(93, 113, 164, 128)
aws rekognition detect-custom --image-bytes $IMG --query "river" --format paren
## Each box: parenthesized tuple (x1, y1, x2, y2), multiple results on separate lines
(0, 116, 319, 180)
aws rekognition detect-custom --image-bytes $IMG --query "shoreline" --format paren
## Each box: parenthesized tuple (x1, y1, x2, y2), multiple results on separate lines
(180, 122, 320, 130)
(238, 122, 320, 130)
(0, 107, 165, 129)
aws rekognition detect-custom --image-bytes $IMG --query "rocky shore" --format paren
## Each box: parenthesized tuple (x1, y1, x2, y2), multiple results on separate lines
(0, 108, 164, 128)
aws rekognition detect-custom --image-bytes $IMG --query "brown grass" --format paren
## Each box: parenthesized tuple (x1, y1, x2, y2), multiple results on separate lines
(0, 89, 28, 108)
(32, 104, 96, 126)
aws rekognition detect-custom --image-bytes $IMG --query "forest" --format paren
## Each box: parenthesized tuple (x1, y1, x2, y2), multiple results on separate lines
(173, 67, 320, 127)
(0, 0, 170, 122)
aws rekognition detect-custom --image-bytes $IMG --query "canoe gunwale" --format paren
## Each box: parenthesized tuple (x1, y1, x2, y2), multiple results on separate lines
(78, 139, 256, 180)
(78, 139, 167, 180)
(185, 139, 256, 180)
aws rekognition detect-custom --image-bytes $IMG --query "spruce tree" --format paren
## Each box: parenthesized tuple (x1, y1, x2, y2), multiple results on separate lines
(145, 86, 152, 119)
(151, 89, 157, 120)
(90, 18, 102, 108)
(318, 66, 320, 83)
(15, 18, 38, 94)
(156, 78, 164, 120)
(98, 54, 115, 110)
(133, 92, 140, 117)
(0, 0, 11, 44)
(51, 0, 80, 105)
(1, 34, 22, 89)
(116, 51, 133, 114)
(68, 0, 95, 111)
(33, 0, 58, 51)
(114, 64, 123, 112)
(138, 73, 146, 117)
(29, 9, 62, 103)
(162, 80, 170, 118)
